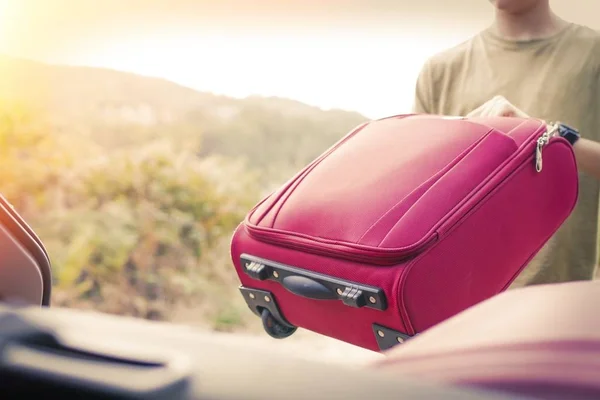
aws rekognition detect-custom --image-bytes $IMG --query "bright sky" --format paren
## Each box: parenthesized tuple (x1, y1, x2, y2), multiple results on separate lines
(70, 31, 481, 119)
(0, 0, 596, 119)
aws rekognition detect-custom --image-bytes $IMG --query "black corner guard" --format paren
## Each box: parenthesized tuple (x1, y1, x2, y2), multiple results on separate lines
(239, 286, 295, 329)
(373, 324, 413, 352)
(241, 254, 387, 311)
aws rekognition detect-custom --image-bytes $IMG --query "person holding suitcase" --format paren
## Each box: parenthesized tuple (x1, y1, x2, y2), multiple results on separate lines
(413, 0, 600, 287)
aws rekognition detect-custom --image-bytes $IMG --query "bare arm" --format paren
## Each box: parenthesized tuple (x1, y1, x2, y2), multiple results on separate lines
(572, 138, 600, 180)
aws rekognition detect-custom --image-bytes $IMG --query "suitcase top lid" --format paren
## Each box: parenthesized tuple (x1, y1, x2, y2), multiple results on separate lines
(244, 115, 552, 264)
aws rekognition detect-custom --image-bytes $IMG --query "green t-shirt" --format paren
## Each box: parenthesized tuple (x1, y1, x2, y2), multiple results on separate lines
(413, 22, 600, 287)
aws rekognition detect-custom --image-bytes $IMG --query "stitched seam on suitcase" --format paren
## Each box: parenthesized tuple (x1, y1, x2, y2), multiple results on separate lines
(246, 195, 275, 225)
(247, 120, 543, 263)
(506, 119, 529, 139)
(357, 129, 493, 244)
(251, 116, 420, 225)
(246, 128, 508, 263)
(397, 245, 434, 334)
(252, 122, 370, 226)
(366, 120, 533, 247)
(502, 142, 579, 288)
(268, 115, 437, 230)
(399, 140, 577, 332)
(259, 121, 371, 227)
(399, 158, 530, 333)
(432, 121, 544, 236)
(394, 250, 429, 335)
(377, 128, 511, 247)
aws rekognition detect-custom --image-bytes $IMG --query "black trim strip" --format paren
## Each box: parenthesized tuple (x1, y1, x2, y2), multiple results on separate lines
(241, 254, 387, 311)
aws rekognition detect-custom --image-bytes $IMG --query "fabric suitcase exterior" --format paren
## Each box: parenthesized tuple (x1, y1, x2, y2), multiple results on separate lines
(373, 280, 600, 400)
(230, 114, 578, 352)
(0, 194, 52, 306)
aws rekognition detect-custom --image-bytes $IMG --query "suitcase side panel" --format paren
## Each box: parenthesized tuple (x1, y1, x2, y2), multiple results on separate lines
(230, 227, 408, 352)
(401, 139, 578, 333)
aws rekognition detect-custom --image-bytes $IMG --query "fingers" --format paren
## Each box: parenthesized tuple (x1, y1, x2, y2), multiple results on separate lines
(467, 100, 494, 118)
(467, 95, 529, 118)
(491, 102, 516, 117)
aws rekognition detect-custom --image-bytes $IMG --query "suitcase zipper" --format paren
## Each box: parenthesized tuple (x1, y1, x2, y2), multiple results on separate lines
(535, 122, 560, 172)
(247, 120, 555, 265)
(244, 227, 436, 266)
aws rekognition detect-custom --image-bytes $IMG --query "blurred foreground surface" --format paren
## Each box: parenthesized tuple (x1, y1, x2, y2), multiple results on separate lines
(43, 306, 383, 367)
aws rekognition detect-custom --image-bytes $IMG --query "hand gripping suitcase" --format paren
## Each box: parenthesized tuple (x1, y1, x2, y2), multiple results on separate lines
(230, 114, 579, 352)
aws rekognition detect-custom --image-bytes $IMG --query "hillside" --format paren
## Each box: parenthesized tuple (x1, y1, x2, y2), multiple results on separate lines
(0, 55, 370, 332)
(0, 55, 368, 188)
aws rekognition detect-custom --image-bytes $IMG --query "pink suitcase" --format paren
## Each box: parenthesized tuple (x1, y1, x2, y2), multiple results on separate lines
(373, 280, 600, 399)
(230, 114, 579, 352)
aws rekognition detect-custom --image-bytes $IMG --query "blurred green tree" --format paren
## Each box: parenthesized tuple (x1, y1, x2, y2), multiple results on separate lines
(0, 100, 261, 329)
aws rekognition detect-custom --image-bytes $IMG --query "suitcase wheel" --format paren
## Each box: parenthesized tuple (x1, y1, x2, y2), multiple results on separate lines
(261, 308, 297, 339)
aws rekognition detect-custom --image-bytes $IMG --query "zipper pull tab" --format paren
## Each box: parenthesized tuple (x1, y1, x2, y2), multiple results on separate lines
(535, 122, 560, 173)
(535, 138, 544, 172)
